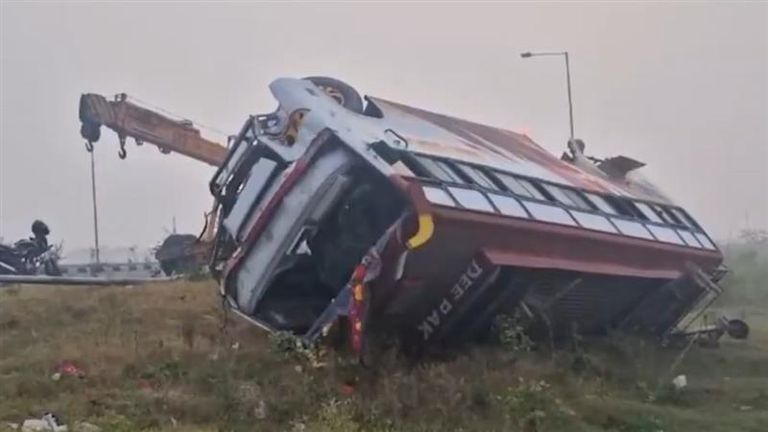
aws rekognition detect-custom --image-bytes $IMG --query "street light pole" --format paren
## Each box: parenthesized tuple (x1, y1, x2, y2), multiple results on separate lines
(521, 51, 575, 139)
(563, 52, 574, 139)
(89, 149, 101, 264)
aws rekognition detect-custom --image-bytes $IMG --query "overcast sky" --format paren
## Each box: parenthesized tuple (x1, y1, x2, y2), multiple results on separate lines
(1, 1, 766, 251)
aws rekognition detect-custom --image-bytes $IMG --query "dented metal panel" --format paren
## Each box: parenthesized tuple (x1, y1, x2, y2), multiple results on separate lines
(232, 147, 355, 313)
(208, 76, 732, 356)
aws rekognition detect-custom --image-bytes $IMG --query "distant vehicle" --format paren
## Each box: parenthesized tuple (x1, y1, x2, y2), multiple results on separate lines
(0, 220, 61, 276)
(154, 233, 203, 276)
(206, 76, 734, 358)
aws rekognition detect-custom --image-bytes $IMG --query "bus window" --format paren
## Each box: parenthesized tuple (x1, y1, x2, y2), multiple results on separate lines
(414, 156, 465, 184)
(659, 206, 685, 226)
(542, 184, 592, 210)
(584, 193, 619, 215)
(517, 178, 549, 201)
(455, 164, 498, 190)
(634, 202, 664, 224)
(495, 172, 530, 196)
(671, 207, 701, 230)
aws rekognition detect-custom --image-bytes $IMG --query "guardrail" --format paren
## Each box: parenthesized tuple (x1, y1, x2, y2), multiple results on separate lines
(0, 274, 175, 286)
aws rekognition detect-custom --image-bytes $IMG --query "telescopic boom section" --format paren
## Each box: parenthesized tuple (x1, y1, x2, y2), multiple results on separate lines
(78, 93, 227, 166)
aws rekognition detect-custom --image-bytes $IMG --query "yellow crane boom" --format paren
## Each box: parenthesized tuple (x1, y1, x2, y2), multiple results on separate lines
(78, 93, 225, 273)
(78, 93, 227, 166)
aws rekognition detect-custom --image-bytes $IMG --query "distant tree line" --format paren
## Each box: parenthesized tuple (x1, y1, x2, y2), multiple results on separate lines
(719, 229, 768, 305)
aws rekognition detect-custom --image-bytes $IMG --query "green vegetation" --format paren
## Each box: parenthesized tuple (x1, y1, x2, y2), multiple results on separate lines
(719, 229, 768, 306)
(0, 235, 766, 431)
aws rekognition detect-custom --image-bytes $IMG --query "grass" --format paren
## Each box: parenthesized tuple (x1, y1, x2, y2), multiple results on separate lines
(1, 280, 767, 431)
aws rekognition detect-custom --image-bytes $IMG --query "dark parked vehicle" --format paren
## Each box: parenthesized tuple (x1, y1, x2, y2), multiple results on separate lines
(0, 220, 61, 276)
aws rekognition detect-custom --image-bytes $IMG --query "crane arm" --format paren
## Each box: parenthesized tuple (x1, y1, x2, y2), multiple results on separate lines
(79, 93, 228, 166)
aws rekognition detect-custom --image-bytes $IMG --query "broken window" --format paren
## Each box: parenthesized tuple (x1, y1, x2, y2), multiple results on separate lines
(287, 227, 315, 256)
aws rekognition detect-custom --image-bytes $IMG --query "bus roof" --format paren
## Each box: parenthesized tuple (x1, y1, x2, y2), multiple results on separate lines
(368, 97, 673, 205)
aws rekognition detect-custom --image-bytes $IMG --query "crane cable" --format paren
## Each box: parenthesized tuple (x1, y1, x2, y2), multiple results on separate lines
(116, 93, 230, 139)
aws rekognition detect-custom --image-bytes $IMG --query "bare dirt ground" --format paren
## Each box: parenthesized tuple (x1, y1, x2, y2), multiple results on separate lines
(1, 280, 766, 431)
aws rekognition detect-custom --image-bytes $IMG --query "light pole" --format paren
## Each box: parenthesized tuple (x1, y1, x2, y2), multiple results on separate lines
(521, 51, 575, 139)
(88, 148, 101, 264)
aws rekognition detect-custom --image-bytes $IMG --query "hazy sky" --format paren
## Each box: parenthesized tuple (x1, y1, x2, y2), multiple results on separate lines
(1, 1, 766, 251)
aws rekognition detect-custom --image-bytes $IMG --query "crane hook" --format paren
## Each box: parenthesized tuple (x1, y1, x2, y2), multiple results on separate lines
(118, 134, 127, 160)
(85, 141, 94, 152)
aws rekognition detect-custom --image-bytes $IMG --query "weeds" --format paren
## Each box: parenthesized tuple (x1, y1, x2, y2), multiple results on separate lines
(1, 280, 767, 431)
(300, 398, 360, 432)
(269, 330, 326, 367)
(495, 313, 534, 353)
(496, 378, 573, 431)
(612, 415, 665, 432)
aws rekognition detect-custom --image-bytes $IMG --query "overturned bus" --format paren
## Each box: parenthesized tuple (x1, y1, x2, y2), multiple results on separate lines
(208, 76, 737, 356)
